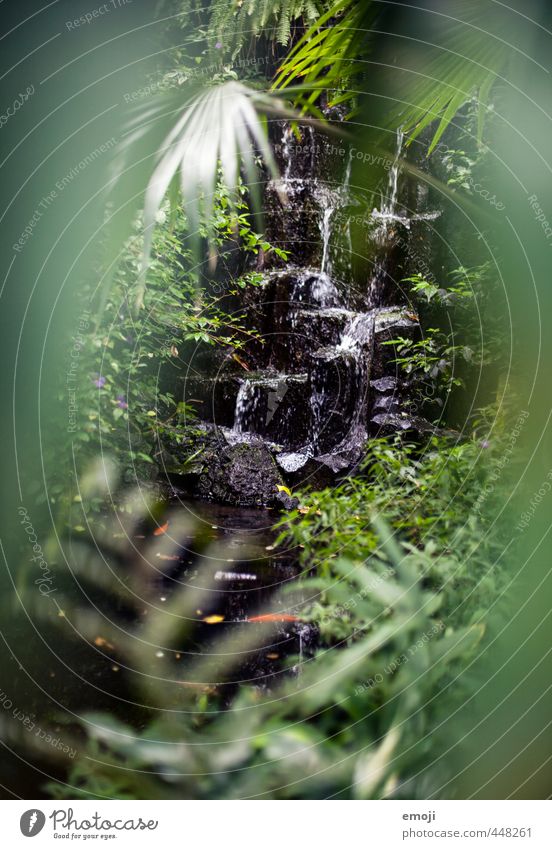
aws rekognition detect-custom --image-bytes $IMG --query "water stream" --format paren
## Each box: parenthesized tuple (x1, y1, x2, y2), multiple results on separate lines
(220, 125, 416, 470)
(320, 204, 335, 275)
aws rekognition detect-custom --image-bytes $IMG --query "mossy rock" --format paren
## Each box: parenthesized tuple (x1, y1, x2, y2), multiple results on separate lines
(198, 441, 285, 507)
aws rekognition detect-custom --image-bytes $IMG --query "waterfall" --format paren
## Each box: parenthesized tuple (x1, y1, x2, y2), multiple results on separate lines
(338, 313, 374, 352)
(372, 128, 404, 236)
(320, 205, 335, 275)
(237, 124, 400, 455)
(282, 125, 294, 184)
(309, 362, 331, 451)
(234, 380, 257, 433)
(385, 127, 404, 217)
(343, 155, 353, 269)
(339, 313, 374, 426)
(215, 120, 412, 477)
(343, 154, 353, 197)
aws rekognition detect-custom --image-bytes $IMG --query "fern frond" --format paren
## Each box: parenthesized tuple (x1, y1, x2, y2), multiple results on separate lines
(207, 0, 327, 59)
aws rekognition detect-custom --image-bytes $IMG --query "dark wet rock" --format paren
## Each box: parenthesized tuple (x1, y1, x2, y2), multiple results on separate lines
(316, 423, 368, 472)
(374, 306, 419, 334)
(292, 306, 355, 346)
(373, 394, 400, 412)
(370, 412, 460, 443)
(370, 412, 439, 437)
(274, 491, 300, 511)
(370, 376, 398, 392)
(276, 451, 335, 491)
(179, 374, 241, 429)
(197, 442, 285, 508)
(219, 427, 281, 451)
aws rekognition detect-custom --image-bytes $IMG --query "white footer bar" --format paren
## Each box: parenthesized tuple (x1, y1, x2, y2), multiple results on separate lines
(3, 799, 550, 848)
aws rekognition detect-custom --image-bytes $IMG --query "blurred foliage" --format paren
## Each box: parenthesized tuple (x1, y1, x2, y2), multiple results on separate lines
(115, 81, 295, 310)
(35, 489, 486, 799)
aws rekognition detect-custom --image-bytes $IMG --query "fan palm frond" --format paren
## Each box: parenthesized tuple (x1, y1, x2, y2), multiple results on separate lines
(114, 81, 299, 311)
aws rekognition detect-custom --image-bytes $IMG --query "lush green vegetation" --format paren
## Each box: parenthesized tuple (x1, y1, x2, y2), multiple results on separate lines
(50, 179, 287, 498)
(12, 0, 535, 801)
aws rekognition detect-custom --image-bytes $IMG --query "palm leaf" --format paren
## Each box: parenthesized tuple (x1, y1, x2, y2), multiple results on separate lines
(115, 81, 299, 312)
(274, 0, 512, 152)
(274, 0, 371, 114)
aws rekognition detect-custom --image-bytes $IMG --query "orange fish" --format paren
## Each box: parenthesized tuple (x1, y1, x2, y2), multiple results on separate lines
(153, 521, 169, 536)
(248, 613, 300, 624)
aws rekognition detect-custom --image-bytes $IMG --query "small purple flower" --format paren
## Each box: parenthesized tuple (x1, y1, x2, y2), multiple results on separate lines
(93, 375, 106, 388)
(480, 439, 490, 449)
(215, 42, 222, 50)
(116, 394, 128, 410)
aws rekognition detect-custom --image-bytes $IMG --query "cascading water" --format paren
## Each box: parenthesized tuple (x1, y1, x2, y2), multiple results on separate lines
(291, 268, 340, 309)
(385, 128, 404, 216)
(234, 380, 258, 434)
(367, 128, 406, 308)
(343, 155, 354, 271)
(374, 128, 404, 229)
(339, 313, 374, 351)
(337, 312, 374, 424)
(190, 118, 434, 490)
(231, 123, 380, 462)
(282, 125, 294, 183)
(320, 204, 335, 275)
